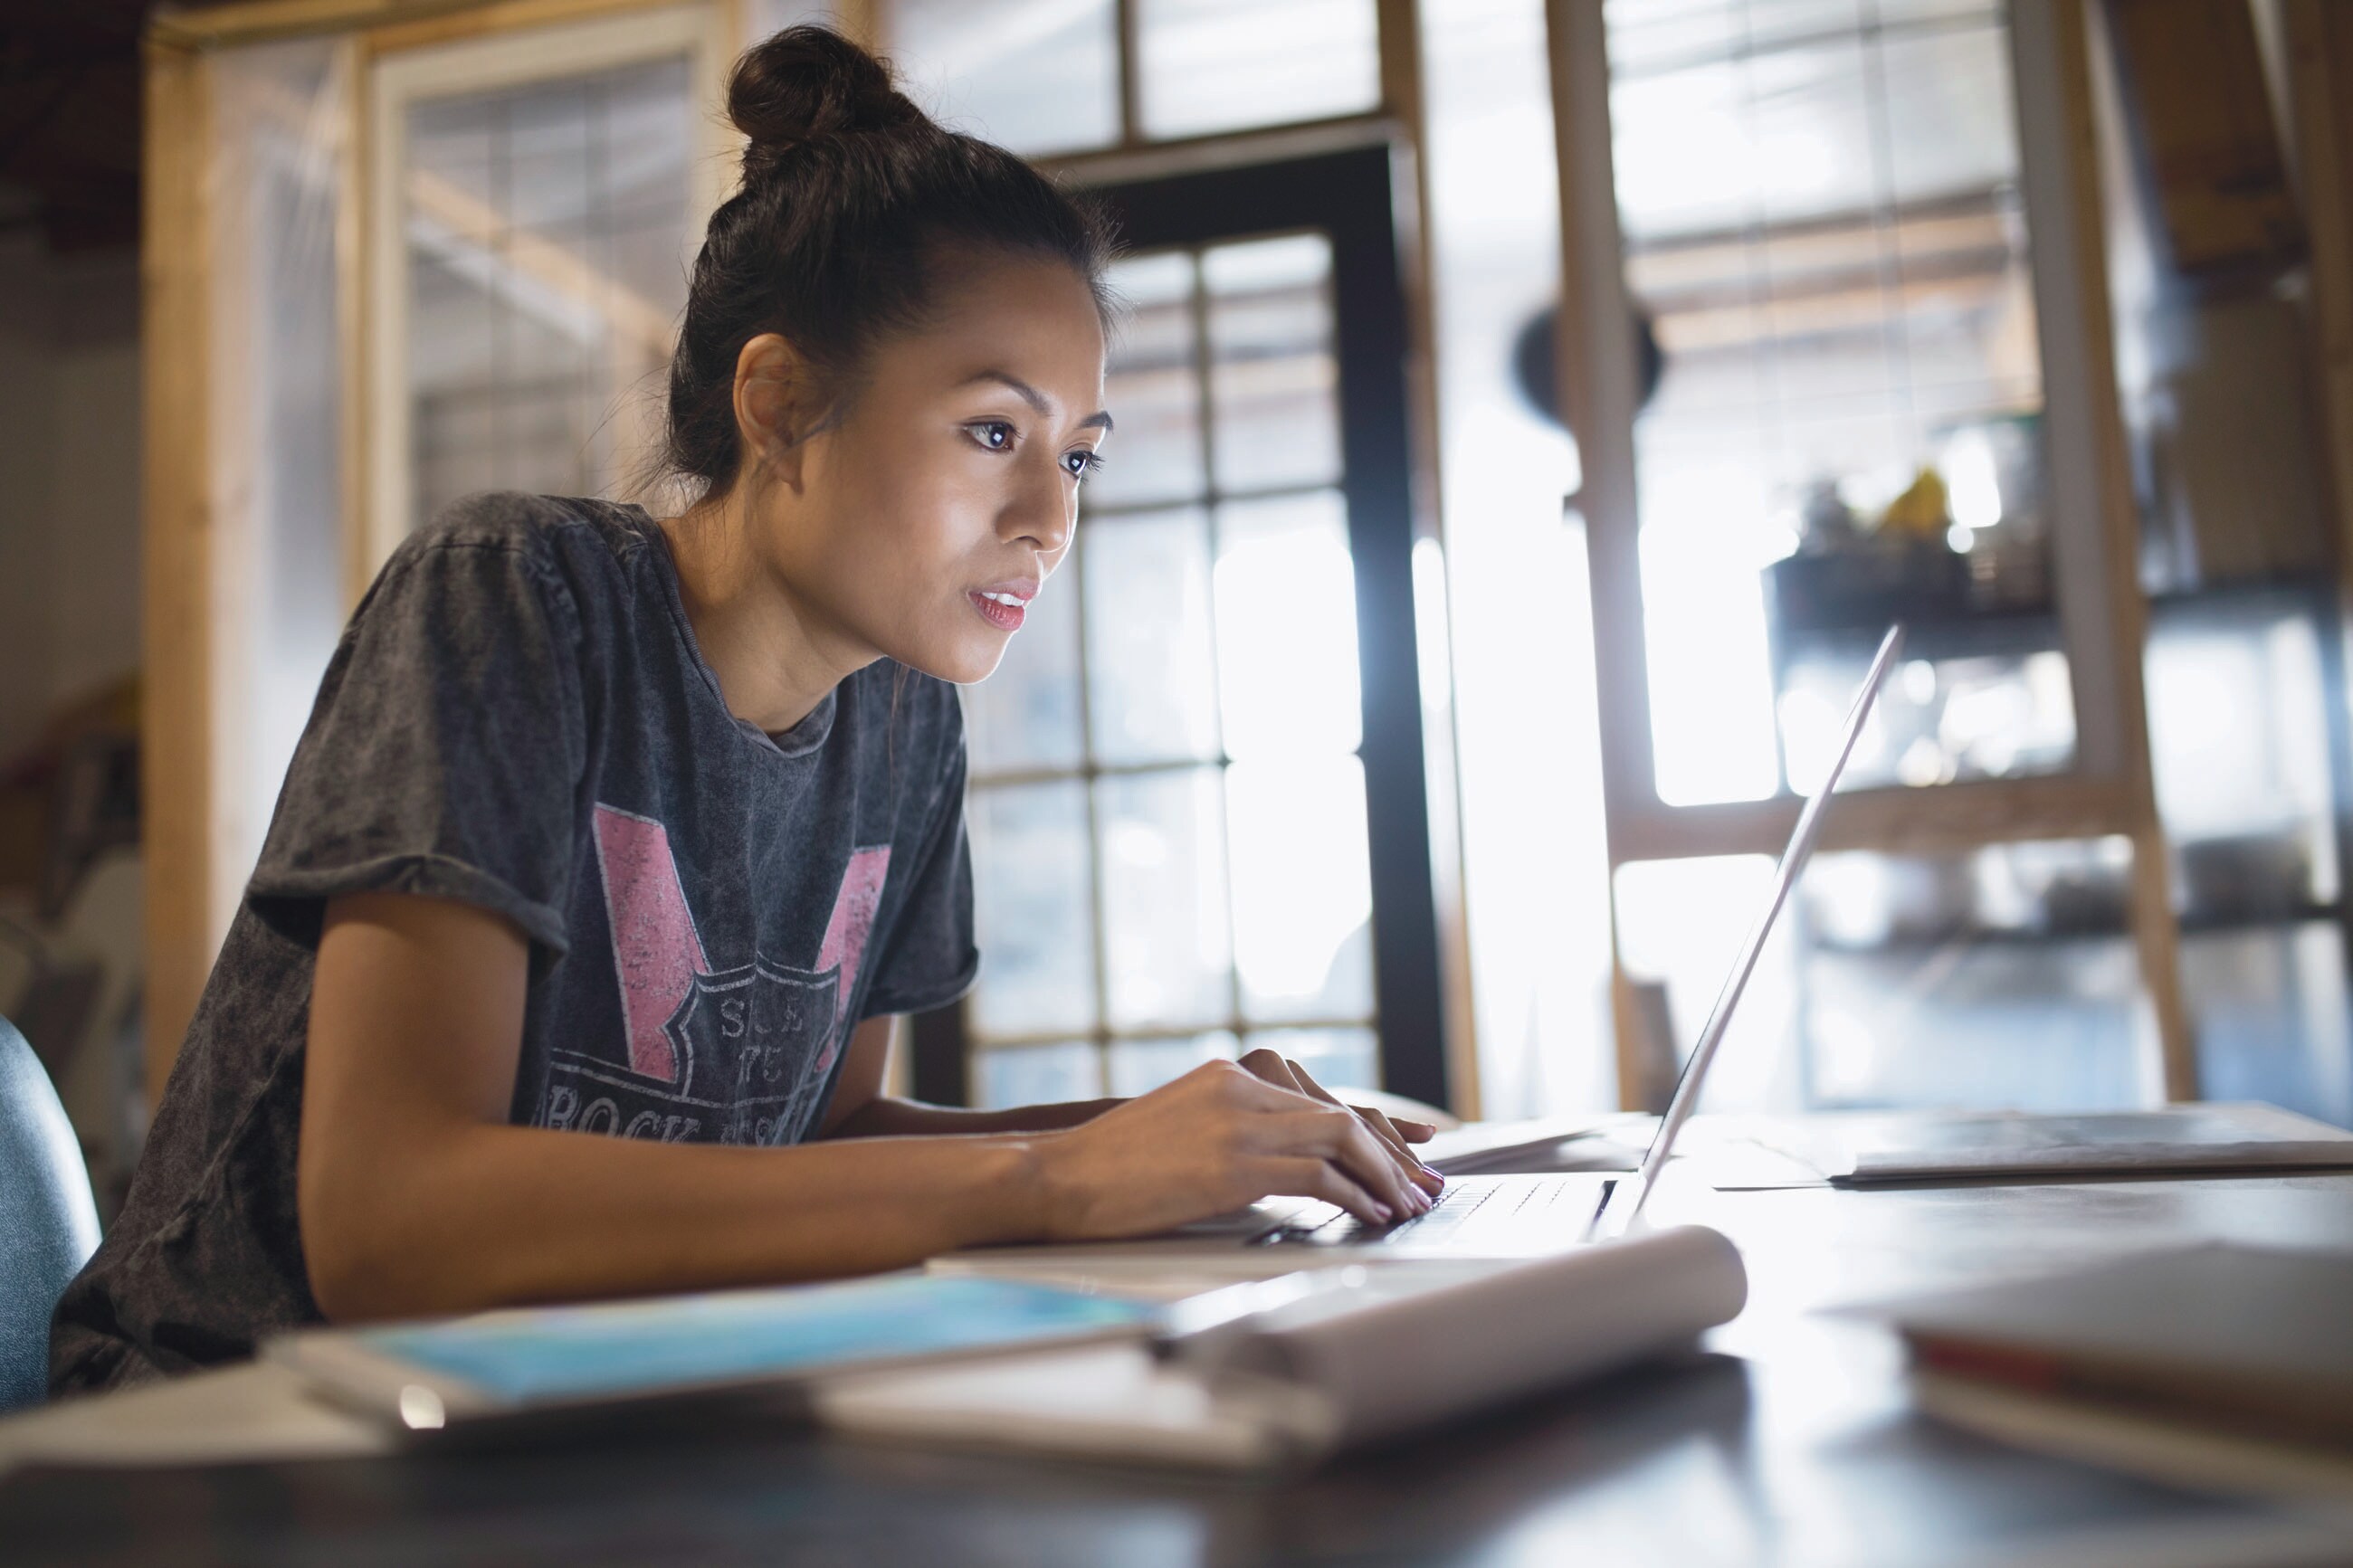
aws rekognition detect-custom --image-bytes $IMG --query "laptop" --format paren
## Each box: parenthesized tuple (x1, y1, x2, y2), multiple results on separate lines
(938, 626, 1907, 1280)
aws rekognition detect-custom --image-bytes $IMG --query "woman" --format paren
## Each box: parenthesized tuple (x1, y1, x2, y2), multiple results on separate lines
(52, 25, 1439, 1393)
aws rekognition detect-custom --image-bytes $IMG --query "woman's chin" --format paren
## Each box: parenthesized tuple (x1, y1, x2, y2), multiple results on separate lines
(886, 632, 1007, 688)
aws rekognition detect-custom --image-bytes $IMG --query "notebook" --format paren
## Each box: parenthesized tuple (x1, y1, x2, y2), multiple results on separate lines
(1755, 1101, 2353, 1183)
(266, 1274, 1158, 1430)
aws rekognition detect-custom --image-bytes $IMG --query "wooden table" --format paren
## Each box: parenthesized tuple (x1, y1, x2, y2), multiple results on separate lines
(8, 1172, 2353, 1566)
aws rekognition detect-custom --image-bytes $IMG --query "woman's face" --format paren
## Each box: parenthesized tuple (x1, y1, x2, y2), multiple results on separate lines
(766, 252, 1110, 686)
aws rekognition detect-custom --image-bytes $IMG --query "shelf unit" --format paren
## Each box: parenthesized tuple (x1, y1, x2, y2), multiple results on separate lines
(1542, 0, 2196, 1107)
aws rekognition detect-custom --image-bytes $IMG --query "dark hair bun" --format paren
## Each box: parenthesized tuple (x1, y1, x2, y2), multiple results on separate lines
(729, 25, 925, 183)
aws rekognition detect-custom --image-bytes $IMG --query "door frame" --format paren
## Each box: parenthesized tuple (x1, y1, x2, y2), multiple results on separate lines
(912, 142, 1453, 1111)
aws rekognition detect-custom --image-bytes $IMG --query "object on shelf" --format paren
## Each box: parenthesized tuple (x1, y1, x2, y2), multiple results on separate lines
(2177, 833, 2315, 926)
(1879, 467, 1952, 540)
(1768, 541, 1969, 639)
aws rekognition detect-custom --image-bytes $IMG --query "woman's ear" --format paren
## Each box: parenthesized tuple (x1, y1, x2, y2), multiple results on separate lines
(731, 333, 818, 491)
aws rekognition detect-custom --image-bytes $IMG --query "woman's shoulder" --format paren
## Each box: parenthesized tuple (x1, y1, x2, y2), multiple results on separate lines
(401, 490, 652, 567)
(367, 491, 662, 622)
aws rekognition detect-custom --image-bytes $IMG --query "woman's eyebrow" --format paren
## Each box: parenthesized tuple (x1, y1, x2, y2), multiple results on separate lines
(962, 368, 1114, 432)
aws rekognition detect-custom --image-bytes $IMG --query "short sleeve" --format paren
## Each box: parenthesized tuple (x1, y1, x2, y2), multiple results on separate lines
(861, 712, 979, 1019)
(244, 534, 587, 977)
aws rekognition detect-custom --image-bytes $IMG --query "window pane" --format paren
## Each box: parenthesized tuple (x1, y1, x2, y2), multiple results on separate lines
(1243, 1027, 1379, 1093)
(967, 782, 1097, 1039)
(1206, 234, 1341, 494)
(1227, 757, 1375, 1024)
(976, 1041, 1103, 1109)
(1215, 489, 1363, 759)
(1083, 509, 1221, 765)
(1777, 646, 2074, 793)
(891, 0, 1120, 155)
(405, 56, 692, 531)
(1137, 0, 1380, 139)
(1614, 854, 1794, 1110)
(1098, 767, 1234, 1031)
(1881, 24, 2019, 206)
(1092, 252, 1205, 510)
(2148, 613, 2336, 856)
(964, 556, 1083, 775)
(1107, 1031, 1238, 1097)
(1602, 4, 2061, 806)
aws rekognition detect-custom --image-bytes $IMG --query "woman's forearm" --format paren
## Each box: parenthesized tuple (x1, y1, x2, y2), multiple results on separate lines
(301, 1119, 1056, 1323)
(824, 1095, 1119, 1138)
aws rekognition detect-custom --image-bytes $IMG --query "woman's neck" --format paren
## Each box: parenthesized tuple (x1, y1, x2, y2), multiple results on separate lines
(657, 488, 867, 736)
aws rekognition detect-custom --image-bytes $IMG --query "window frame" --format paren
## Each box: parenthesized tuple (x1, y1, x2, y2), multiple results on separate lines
(356, 4, 733, 585)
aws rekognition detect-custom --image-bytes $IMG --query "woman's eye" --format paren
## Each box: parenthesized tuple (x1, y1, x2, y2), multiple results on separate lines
(1063, 450, 1106, 480)
(968, 421, 1016, 451)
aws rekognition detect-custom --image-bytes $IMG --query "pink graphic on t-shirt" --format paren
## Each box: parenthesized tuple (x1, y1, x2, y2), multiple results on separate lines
(591, 804, 709, 1085)
(813, 846, 891, 1065)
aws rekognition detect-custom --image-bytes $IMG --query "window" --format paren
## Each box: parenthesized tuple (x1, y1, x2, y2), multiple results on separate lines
(883, 0, 1384, 157)
(960, 234, 1381, 1105)
(363, 8, 729, 576)
(405, 56, 696, 529)
(883, 0, 1122, 155)
(925, 147, 1447, 1111)
(1601, 0, 2062, 806)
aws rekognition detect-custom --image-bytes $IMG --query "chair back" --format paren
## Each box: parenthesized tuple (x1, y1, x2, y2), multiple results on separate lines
(0, 1014, 100, 1411)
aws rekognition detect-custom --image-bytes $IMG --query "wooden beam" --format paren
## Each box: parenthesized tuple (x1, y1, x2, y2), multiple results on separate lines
(2104, 0, 2305, 280)
(1039, 113, 1399, 189)
(2282, 1, 2353, 977)
(2050, 0, 2196, 1100)
(1546, 0, 1667, 1108)
(140, 36, 214, 1103)
(1608, 775, 2142, 866)
(152, 0, 697, 52)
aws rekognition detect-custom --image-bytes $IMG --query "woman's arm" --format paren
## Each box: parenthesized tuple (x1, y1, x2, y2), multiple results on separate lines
(814, 1017, 1117, 1137)
(299, 892, 1436, 1323)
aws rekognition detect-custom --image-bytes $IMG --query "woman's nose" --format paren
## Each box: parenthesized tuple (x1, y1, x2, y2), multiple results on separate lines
(1002, 461, 1073, 556)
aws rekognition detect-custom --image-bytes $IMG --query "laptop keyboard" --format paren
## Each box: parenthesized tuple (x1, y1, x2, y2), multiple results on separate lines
(1253, 1175, 1605, 1248)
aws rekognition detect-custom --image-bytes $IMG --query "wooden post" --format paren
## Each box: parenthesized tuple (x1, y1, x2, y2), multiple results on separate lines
(140, 35, 215, 1103)
(2049, 0, 2196, 1099)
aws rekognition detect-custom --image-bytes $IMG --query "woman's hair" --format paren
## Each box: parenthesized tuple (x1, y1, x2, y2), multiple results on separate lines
(662, 25, 1118, 500)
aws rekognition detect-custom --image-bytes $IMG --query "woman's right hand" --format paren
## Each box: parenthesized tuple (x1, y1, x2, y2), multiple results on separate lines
(1031, 1060, 1435, 1240)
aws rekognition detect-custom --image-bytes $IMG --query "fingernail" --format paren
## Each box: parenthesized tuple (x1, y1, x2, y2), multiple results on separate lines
(1373, 1202, 1395, 1222)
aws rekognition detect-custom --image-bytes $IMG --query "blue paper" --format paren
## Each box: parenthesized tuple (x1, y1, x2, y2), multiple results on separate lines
(357, 1275, 1153, 1404)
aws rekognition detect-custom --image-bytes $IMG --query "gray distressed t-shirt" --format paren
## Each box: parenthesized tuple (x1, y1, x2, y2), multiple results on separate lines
(51, 493, 977, 1392)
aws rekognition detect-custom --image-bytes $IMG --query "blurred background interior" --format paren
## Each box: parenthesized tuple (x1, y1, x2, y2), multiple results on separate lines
(5, 0, 2352, 1222)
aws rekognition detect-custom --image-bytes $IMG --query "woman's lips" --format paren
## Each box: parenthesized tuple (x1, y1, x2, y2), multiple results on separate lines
(970, 589, 1027, 632)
